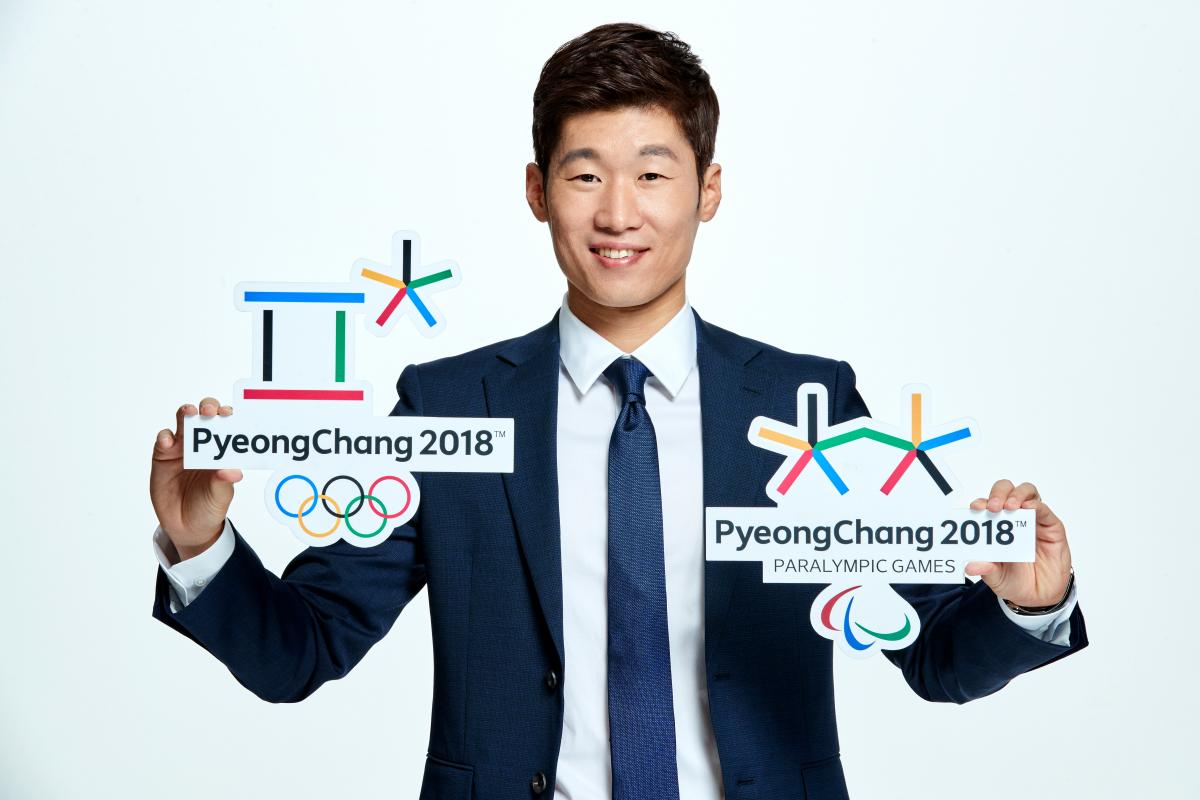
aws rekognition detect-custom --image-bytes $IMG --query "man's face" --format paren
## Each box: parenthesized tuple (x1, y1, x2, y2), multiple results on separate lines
(526, 104, 721, 313)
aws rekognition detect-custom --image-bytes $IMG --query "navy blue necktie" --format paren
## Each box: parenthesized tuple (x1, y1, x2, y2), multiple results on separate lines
(604, 356, 679, 800)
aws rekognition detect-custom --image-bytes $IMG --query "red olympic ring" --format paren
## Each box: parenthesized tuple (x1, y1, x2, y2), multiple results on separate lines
(368, 475, 412, 519)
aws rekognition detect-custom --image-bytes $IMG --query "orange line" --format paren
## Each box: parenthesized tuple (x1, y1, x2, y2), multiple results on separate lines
(911, 393, 922, 446)
(361, 268, 406, 290)
(758, 427, 811, 451)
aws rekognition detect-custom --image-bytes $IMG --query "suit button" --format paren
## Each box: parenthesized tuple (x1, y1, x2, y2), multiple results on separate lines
(530, 771, 548, 794)
(544, 670, 559, 691)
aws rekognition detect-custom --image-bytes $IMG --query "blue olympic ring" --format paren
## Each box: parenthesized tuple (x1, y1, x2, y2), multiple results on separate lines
(275, 474, 319, 518)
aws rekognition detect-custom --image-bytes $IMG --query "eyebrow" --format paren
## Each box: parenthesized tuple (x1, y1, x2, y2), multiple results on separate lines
(556, 144, 680, 168)
(638, 144, 678, 161)
(557, 148, 597, 168)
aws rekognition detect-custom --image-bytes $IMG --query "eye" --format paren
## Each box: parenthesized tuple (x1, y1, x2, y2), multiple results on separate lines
(571, 174, 600, 183)
(641, 172, 666, 181)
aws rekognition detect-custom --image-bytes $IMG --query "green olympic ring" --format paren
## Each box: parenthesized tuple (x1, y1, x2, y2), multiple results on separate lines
(343, 495, 389, 539)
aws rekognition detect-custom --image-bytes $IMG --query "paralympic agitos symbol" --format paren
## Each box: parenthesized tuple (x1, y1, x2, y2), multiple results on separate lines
(820, 586, 912, 647)
(183, 231, 514, 548)
(809, 583, 920, 656)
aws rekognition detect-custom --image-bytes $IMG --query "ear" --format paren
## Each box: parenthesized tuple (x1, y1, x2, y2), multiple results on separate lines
(526, 162, 549, 222)
(697, 162, 722, 222)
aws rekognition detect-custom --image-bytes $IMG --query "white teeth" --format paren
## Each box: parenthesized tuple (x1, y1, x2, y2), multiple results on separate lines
(597, 248, 637, 258)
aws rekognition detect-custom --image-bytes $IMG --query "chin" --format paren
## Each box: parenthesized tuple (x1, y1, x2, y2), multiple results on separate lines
(581, 280, 675, 311)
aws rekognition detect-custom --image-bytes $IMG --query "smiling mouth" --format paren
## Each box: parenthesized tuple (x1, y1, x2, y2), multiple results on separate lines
(590, 247, 648, 259)
(589, 247, 649, 268)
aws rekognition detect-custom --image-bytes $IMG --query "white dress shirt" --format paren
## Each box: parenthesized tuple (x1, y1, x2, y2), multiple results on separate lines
(553, 297, 720, 799)
(153, 296, 1077, 798)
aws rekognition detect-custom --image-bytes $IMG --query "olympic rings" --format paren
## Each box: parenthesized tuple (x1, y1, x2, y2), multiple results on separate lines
(273, 473, 415, 540)
(296, 494, 341, 538)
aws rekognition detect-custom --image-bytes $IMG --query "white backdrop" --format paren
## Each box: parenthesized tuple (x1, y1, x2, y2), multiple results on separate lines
(2, 1, 1196, 797)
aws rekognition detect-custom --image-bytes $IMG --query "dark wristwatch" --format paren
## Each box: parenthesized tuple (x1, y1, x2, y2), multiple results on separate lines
(1003, 569, 1075, 616)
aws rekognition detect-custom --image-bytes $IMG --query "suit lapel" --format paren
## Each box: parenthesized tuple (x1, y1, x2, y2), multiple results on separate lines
(482, 315, 566, 667)
(695, 310, 778, 663)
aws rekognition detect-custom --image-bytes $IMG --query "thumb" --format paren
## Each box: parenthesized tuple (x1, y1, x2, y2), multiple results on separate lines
(152, 428, 178, 460)
(965, 560, 1004, 591)
(213, 468, 243, 484)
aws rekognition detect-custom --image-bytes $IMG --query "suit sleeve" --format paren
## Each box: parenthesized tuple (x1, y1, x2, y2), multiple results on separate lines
(149, 364, 430, 703)
(829, 360, 1089, 704)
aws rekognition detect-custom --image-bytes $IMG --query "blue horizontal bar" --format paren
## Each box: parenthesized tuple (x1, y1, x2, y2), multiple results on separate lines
(243, 291, 365, 304)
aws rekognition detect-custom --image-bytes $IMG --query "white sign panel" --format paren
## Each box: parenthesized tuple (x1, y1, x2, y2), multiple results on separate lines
(183, 414, 513, 473)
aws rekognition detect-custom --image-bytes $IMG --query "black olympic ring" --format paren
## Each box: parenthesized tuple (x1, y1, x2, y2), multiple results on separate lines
(321, 474, 366, 518)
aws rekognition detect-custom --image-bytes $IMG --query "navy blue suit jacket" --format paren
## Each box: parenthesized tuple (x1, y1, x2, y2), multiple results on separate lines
(152, 309, 1088, 799)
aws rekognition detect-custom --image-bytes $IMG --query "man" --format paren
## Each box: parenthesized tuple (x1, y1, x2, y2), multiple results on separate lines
(149, 22, 1086, 800)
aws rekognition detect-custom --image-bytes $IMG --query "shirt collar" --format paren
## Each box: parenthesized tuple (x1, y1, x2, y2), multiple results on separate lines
(558, 294, 697, 399)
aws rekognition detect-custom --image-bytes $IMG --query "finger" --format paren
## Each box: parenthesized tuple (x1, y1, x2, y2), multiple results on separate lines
(1031, 500, 1065, 536)
(152, 429, 177, 465)
(1020, 500, 1068, 550)
(153, 428, 176, 459)
(965, 560, 1009, 598)
(214, 468, 243, 484)
(175, 403, 197, 443)
(970, 497, 988, 511)
(198, 396, 221, 417)
(987, 479, 1014, 512)
(218, 404, 233, 416)
(1004, 481, 1040, 510)
(965, 560, 998, 578)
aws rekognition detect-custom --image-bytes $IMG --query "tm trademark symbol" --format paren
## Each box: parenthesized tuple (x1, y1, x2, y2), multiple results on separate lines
(1016, 520, 1028, 527)
(494, 430, 507, 438)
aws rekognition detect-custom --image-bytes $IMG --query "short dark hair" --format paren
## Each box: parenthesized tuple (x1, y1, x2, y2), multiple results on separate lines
(532, 22, 719, 188)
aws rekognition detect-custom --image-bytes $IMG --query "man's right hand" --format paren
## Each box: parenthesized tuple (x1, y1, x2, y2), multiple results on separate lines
(150, 397, 243, 561)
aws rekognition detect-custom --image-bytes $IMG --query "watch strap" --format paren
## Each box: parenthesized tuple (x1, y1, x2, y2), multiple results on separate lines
(1003, 568, 1075, 616)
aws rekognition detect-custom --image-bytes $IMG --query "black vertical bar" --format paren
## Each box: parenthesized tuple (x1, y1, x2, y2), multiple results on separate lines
(807, 392, 819, 444)
(402, 238, 412, 284)
(262, 309, 273, 382)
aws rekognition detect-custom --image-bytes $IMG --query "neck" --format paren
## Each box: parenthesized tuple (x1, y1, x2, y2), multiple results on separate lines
(567, 279, 686, 353)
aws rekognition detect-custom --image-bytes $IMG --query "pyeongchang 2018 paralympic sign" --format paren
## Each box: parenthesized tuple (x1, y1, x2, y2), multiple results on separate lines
(705, 384, 1035, 657)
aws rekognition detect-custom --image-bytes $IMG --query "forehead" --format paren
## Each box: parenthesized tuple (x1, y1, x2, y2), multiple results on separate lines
(554, 105, 694, 165)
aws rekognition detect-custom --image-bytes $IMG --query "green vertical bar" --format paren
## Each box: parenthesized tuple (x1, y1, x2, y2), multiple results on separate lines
(335, 310, 346, 382)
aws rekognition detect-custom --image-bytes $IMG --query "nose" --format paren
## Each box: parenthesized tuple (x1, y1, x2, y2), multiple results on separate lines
(594, 177, 643, 232)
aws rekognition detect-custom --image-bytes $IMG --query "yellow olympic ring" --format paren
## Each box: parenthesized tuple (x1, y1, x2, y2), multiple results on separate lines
(296, 494, 341, 538)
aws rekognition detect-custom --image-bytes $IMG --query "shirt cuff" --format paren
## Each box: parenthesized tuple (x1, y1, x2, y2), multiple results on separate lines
(152, 521, 236, 611)
(996, 579, 1078, 646)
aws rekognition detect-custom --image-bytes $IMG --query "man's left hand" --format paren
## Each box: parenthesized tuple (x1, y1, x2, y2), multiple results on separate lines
(964, 479, 1073, 608)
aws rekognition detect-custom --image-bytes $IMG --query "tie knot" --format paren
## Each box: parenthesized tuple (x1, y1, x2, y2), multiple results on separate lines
(604, 356, 652, 405)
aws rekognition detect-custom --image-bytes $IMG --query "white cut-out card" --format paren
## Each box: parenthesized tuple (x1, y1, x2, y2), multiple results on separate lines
(705, 384, 1035, 657)
(184, 231, 512, 548)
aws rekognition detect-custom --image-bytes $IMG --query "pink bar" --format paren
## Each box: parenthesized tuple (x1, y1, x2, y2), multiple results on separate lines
(777, 449, 814, 495)
(880, 449, 918, 495)
(243, 389, 364, 401)
(376, 287, 407, 326)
